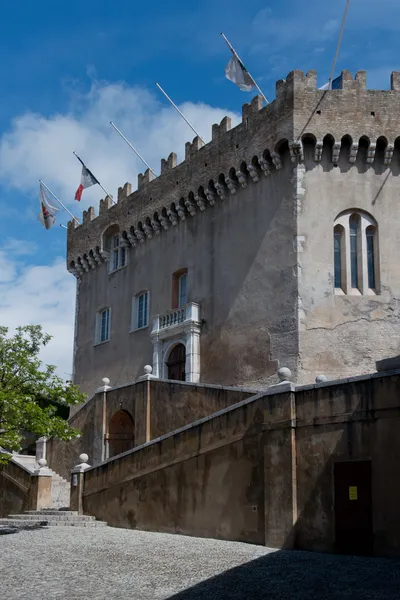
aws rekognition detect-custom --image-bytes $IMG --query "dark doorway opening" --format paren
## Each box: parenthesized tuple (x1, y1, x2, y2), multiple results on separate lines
(107, 410, 135, 457)
(167, 343, 186, 381)
(334, 460, 373, 556)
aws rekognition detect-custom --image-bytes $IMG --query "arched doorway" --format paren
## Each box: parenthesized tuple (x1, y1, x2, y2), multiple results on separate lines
(167, 343, 186, 381)
(107, 410, 135, 458)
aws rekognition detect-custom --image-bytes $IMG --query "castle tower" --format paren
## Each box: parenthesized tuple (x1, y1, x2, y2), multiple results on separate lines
(67, 69, 400, 402)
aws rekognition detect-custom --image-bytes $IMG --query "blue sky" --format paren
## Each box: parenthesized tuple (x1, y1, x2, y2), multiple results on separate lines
(0, 0, 398, 379)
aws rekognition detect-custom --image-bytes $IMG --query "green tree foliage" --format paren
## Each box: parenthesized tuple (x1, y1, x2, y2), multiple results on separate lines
(0, 325, 85, 463)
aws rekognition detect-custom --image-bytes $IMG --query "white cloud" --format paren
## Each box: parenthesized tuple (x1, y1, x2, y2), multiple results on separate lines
(0, 80, 241, 380)
(0, 245, 76, 379)
(0, 80, 240, 213)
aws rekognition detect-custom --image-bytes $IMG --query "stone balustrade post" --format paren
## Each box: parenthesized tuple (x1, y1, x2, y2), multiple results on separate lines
(35, 436, 47, 462)
(29, 458, 52, 510)
(70, 453, 91, 514)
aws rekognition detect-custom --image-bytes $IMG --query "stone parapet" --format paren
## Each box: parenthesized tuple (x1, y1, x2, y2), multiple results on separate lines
(67, 69, 400, 274)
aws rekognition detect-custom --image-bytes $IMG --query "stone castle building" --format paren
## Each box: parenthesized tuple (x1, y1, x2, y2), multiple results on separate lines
(67, 69, 400, 407)
(4, 69, 400, 559)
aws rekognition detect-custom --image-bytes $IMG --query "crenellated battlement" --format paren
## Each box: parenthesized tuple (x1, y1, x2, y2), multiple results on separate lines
(67, 68, 400, 274)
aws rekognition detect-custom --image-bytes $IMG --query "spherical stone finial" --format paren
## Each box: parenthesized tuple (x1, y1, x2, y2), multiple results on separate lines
(38, 458, 47, 467)
(316, 374, 328, 383)
(79, 453, 89, 463)
(102, 377, 110, 386)
(144, 365, 152, 375)
(278, 367, 292, 382)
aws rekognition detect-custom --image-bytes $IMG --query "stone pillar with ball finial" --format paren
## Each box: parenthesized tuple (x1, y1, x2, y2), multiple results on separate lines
(70, 453, 91, 514)
(139, 365, 156, 442)
(29, 458, 53, 511)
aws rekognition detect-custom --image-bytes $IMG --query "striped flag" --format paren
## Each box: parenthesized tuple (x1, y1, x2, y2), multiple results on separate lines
(74, 155, 99, 201)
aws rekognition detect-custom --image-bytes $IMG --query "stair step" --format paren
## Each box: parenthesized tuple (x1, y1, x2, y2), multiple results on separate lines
(24, 510, 78, 515)
(0, 519, 107, 528)
(8, 514, 95, 521)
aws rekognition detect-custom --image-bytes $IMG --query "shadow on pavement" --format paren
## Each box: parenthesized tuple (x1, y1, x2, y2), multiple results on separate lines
(168, 549, 400, 600)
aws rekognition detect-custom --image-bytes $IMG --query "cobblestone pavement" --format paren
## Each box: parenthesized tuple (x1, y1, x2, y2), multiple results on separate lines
(1, 526, 400, 599)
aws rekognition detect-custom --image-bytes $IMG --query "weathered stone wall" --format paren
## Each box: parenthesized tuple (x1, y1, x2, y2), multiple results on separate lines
(67, 68, 400, 397)
(79, 371, 400, 558)
(293, 373, 400, 557)
(47, 395, 98, 480)
(83, 392, 268, 544)
(54, 379, 253, 478)
(0, 459, 32, 517)
(70, 158, 297, 399)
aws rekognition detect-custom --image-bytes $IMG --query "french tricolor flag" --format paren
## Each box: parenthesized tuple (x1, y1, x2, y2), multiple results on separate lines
(74, 155, 100, 201)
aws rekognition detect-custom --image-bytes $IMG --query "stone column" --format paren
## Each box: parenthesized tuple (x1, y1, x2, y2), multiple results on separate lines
(70, 453, 91, 515)
(29, 459, 52, 511)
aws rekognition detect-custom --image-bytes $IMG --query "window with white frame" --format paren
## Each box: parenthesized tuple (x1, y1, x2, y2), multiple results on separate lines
(333, 210, 379, 295)
(133, 291, 149, 330)
(178, 272, 188, 307)
(96, 308, 111, 344)
(111, 234, 126, 272)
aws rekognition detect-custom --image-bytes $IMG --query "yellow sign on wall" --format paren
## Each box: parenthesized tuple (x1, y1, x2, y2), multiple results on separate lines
(349, 486, 358, 501)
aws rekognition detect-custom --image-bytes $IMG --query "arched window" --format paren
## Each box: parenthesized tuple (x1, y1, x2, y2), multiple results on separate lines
(167, 343, 186, 381)
(333, 211, 379, 295)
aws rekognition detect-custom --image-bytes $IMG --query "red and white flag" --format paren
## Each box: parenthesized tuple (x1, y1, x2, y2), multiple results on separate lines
(74, 155, 99, 201)
(38, 182, 59, 230)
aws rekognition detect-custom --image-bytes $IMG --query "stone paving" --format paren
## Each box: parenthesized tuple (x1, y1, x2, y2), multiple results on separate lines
(1, 526, 400, 599)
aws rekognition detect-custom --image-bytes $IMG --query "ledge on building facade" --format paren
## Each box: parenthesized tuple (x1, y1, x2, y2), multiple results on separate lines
(151, 302, 200, 339)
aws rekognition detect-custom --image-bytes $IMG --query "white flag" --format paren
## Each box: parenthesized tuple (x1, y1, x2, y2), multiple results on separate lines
(38, 183, 59, 230)
(225, 54, 255, 92)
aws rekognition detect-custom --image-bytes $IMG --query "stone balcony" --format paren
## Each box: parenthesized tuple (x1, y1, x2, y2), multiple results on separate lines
(150, 303, 201, 382)
(151, 302, 200, 339)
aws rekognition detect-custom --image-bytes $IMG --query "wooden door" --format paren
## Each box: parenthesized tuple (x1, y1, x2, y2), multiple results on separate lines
(334, 461, 373, 556)
(108, 410, 135, 457)
(167, 344, 186, 381)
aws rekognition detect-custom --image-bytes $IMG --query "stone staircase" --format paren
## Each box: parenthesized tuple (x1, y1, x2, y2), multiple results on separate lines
(1, 453, 107, 530)
(0, 510, 107, 528)
(11, 454, 71, 509)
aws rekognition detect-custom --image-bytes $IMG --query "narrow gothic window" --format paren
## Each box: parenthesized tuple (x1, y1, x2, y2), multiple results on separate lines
(334, 226, 344, 289)
(349, 216, 359, 289)
(366, 226, 376, 289)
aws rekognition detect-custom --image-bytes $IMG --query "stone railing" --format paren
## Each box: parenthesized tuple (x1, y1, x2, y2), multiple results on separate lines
(152, 302, 200, 335)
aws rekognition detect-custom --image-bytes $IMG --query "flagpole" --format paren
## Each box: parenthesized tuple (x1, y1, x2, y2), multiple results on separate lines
(60, 224, 68, 230)
(328, 0, 351, 89)
(72, 151, 115, 204)
(39, 180, 80, 224)
(155, 83, 206, 145)
(110, 122, 157, 176)
(221, 32, 269, 104)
